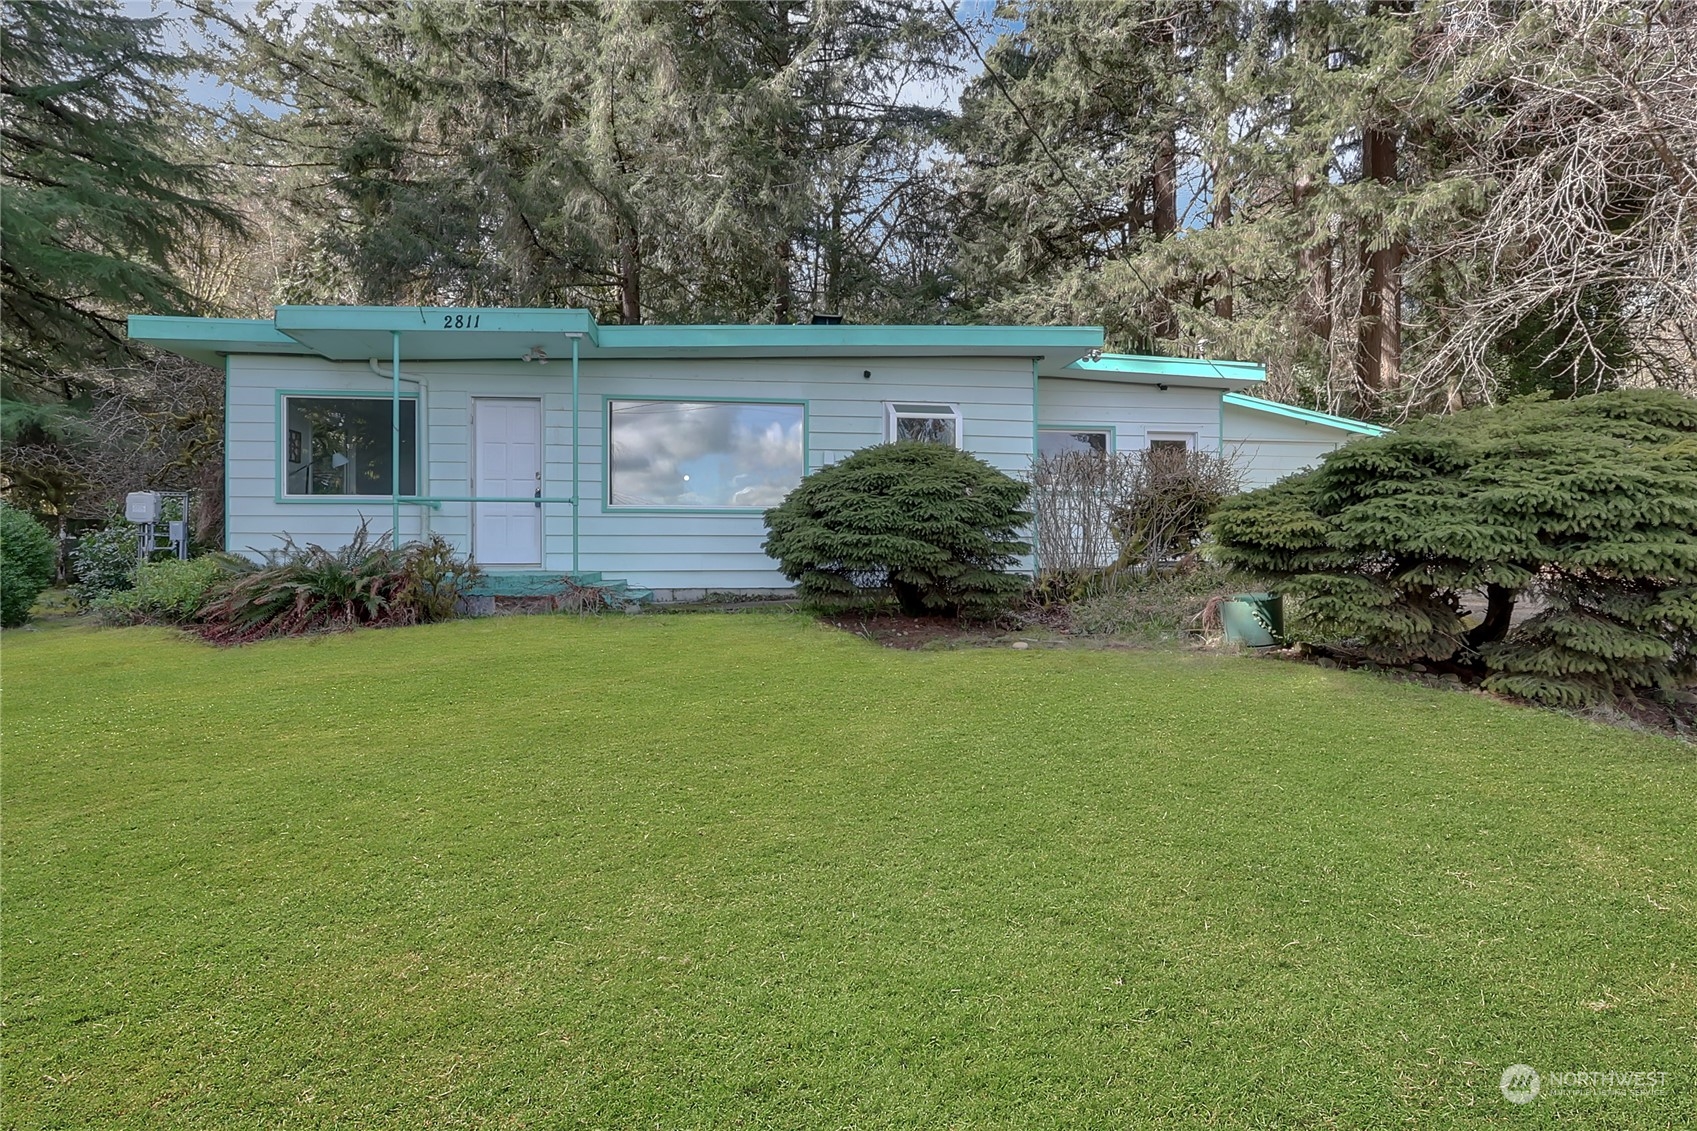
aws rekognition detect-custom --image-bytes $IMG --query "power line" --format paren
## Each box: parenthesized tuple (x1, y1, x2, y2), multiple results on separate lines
(934, 1, 1163, 307)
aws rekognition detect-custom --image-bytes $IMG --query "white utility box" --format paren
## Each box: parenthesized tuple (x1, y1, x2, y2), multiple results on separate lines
(125, 491, 162, 524)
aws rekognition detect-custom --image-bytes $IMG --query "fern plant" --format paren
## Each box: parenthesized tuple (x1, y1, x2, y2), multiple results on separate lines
(197, 526, 482, 643)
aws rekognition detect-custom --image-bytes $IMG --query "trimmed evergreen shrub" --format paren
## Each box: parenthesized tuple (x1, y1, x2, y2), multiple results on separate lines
(762, 441, 1031, 618)
(1211, 390, 1697, 705)
(0, 503, 57, 627)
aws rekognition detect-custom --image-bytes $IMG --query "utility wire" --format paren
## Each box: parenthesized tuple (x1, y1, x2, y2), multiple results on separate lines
(934, 0, 1163, 307)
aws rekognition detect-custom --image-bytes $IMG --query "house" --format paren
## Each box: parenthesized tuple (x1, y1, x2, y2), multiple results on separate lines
(1221, 393, 1387, 488)
(128, 306, 1380, 601)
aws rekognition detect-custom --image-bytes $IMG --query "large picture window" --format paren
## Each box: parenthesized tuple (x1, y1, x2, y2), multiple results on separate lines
(608, 399, 805, 508)
(885, 402, 962, 446)
(282, 396, 418, 497)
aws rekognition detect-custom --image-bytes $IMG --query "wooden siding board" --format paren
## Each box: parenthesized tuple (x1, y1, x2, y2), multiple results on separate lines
(1222, 401, 1363, 487)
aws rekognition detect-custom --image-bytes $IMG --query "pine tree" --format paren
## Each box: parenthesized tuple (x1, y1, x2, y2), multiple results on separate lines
(211, 0, 952, 324)
(1, 0, 242, 520)
(1212, 390, 1697, 705)
(1, 1, 242, 382)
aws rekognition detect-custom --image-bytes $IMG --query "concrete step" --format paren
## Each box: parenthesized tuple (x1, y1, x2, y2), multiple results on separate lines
(467, 570, 651, 607)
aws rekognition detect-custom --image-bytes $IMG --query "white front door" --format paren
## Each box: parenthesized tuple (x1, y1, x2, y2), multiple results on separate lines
(473, 398, 543, 567)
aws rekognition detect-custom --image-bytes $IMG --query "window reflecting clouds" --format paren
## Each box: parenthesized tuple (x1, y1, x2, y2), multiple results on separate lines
(608, 400, 805, 508)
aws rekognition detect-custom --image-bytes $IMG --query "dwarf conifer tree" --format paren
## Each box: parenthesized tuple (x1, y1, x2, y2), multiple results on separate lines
(763, 442, 1030, 618)
(1211, 390, 1697, 704)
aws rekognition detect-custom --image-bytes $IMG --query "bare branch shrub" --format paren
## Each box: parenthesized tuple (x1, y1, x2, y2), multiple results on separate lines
(1030, 452, 1135, 589)
(1031, 448, 1241, 595)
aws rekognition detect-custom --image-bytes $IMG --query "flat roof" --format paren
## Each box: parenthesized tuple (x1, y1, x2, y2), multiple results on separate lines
(127, 307, 1264, 384)
(1222, 392, 1386, 436)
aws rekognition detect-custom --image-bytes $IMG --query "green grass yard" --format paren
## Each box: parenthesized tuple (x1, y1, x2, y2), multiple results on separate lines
(2, 615, 1692, 1128)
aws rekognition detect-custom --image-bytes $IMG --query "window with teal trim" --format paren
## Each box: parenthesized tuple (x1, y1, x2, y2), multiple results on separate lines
(1039, 429, 1110, 457)
(282, 396, 417, 497)
(608, 400, 804, 508)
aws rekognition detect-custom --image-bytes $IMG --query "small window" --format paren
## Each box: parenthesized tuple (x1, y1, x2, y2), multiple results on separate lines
(608, 399, 805, 508)
(283, 396, 418, 497)
(1146, 432, 1196, 457)
(886, 402, 962, 446)
(1039, 429, 1111, 458)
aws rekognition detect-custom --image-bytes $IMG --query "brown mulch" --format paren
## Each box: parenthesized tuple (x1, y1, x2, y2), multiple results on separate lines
(821, 613, 1012, 650)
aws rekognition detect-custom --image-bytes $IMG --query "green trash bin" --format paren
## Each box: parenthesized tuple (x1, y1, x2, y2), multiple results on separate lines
(1220, 592, 1284, 646)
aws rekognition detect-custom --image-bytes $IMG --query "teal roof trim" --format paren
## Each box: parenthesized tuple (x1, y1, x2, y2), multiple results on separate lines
(1222, 392, 1387, 436)
(131, 306, 1115, 369)
(274, 304, 601, 343)
(1061, 352, 1266, 388)
(127, 315, 316, 365)
(595, 322, 1102, 355)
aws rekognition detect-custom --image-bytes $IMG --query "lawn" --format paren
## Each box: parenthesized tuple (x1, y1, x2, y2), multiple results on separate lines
(2, 614, 1691, 1128)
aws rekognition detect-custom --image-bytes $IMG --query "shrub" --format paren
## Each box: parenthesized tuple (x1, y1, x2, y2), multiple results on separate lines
(70, 522, 140, 603)
(393, 534, 483, 623)
(1030, 448, 1240, 597)
(762, 441, 1031, 618)
(1, 504, 57, 627)
(1211, 389, 1697, 705)
(91, 555, 245, 626)
(196, 527, 483, 644)
(1059, 564, 1261, 642)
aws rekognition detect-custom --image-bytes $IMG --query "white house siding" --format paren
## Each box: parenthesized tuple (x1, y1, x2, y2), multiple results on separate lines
(1036, 376, 1221, 454)
(228, 353, 1037, 591)
(225, 355, 431, 559)
(1223, 403, 1363, 488)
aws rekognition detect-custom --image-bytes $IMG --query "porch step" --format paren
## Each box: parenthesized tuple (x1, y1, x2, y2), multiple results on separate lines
(466, 570, 652, 609)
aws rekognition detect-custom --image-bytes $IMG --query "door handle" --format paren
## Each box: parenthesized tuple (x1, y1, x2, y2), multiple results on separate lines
(534, 486, 542, 509)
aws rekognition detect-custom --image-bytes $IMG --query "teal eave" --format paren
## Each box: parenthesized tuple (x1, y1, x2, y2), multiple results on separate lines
(1059, 352, 1266, 390)
(126, 316, 314, 366)
(1222, 392, 1387, 436)
(130, 306, 1107, 371)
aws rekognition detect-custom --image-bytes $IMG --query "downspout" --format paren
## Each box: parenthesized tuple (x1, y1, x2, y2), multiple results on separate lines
(391, 330, 401, 549)
(1031, 357, 1041, 575)
(370, 357, 427, 541)
(223, 354, 232, 553)
(571, 334, 581, 575)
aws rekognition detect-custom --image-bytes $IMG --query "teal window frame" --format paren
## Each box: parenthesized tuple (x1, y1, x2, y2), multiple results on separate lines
(274, 389, 421, 504)
(603, 395, 810, 514)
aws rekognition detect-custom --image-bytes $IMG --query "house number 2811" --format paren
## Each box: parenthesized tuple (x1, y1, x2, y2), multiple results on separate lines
(442, 313, 481, 329)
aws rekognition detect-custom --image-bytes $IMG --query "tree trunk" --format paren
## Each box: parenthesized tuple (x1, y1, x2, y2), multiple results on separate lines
(1356, 127, 1403, 392)
(1150, 129, 1179, 338)
(1464, 583, 1518, 650)
(1294, 175, 1333, 340)
(617, 225, 642, 325)
(1211, 175, 1232, 320)
(774, 238, 794, 323)
(1152, 131, 1178, 239)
